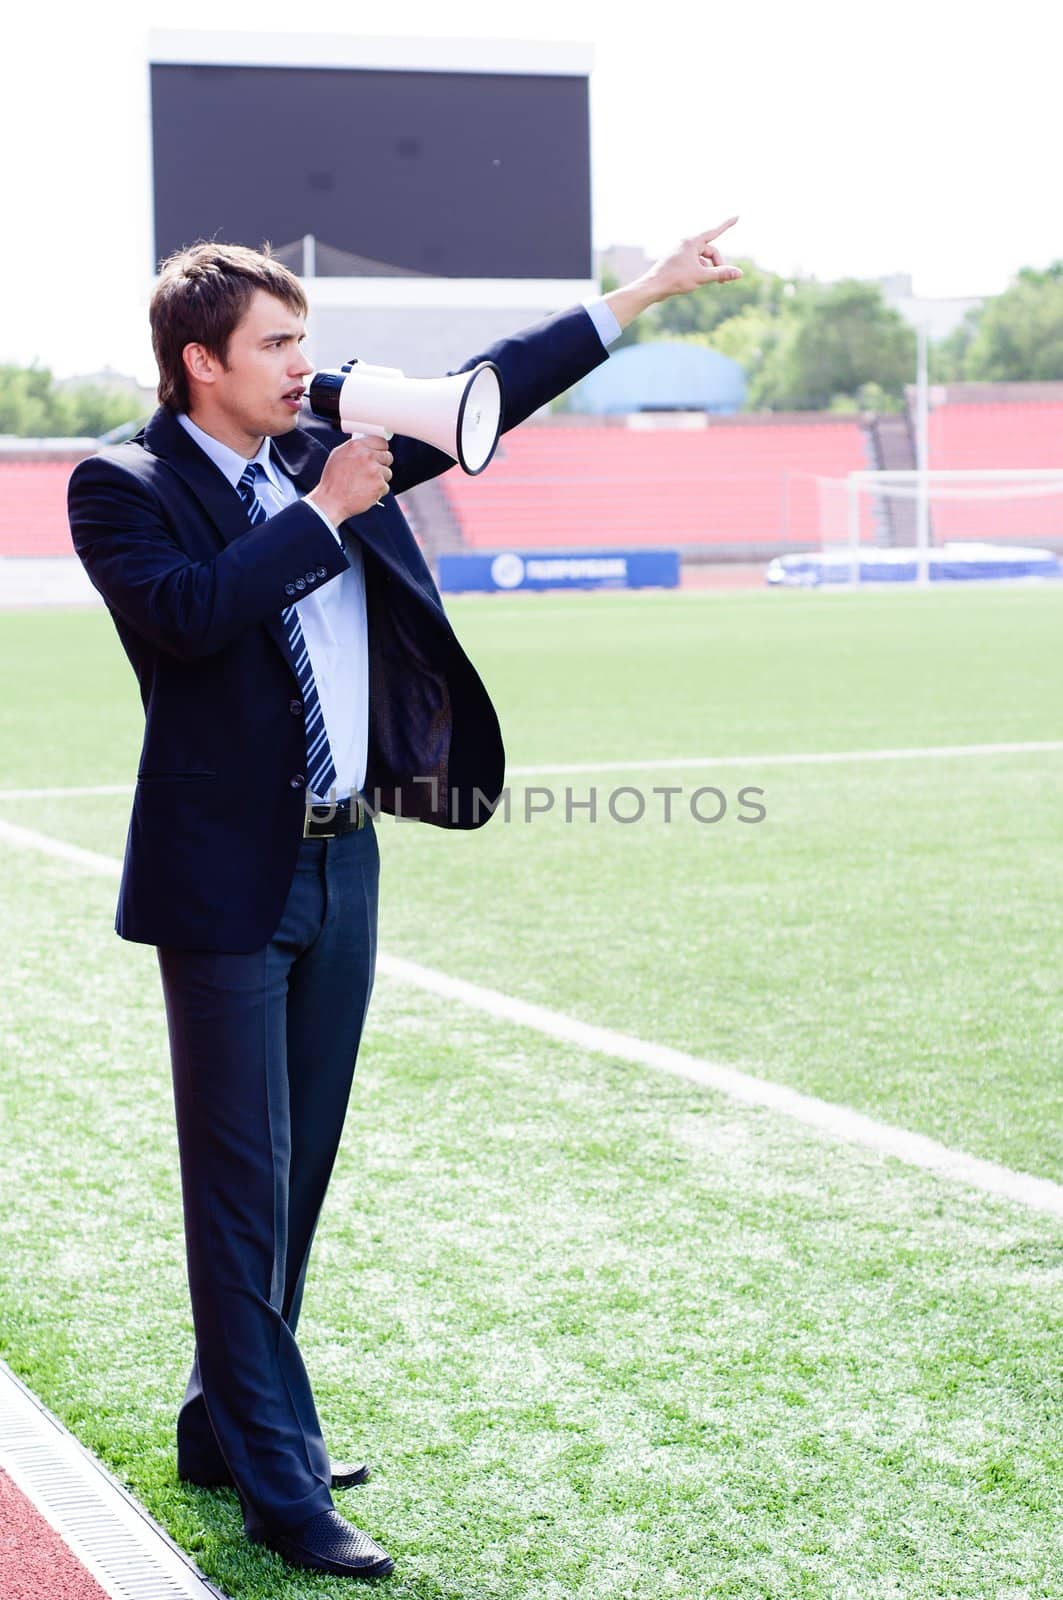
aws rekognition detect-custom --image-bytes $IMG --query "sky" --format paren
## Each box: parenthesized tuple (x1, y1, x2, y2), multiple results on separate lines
(2, 0, 1058, 382)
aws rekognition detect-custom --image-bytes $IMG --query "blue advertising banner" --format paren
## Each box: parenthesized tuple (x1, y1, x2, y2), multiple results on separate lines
(437, 549, 680, 593)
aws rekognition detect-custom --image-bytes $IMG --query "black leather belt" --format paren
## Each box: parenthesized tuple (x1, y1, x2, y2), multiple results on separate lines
(303, 796, 369, 838)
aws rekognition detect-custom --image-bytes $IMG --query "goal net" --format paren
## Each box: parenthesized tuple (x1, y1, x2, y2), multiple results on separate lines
(811, 469, 1063, 586)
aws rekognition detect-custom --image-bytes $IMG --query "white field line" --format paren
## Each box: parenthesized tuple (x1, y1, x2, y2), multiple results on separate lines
(0, 818, 124, 876)
(0, 783, 131, 800)
(378, 955, 1063, 1220)
(1, 741, 1061, 802)
(509, 740, 1063, 777)
(3, 817, 1061, 1219)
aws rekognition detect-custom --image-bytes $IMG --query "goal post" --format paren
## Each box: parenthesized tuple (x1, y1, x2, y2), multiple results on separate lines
(815, 469, 1063, 588)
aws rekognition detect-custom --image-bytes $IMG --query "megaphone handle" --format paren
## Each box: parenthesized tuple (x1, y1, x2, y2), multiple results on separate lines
(341, 422, 393, 505)
(342, 423, 392, 440)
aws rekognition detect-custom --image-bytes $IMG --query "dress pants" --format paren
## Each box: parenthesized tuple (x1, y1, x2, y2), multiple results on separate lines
(156, 822, 379, 1537)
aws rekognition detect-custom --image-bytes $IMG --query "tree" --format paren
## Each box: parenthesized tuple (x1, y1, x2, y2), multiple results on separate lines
(930, 311, 979, 383)
(0, 363, 145, 437)
(643, 274, 915, 411)
(960, 263, 1063, 381)
(751, 280, 916, 411)
(675, 304, 786, 409)
(651, 256, 789, 339)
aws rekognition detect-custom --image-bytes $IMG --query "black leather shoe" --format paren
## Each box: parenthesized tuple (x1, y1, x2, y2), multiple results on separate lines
(251, 1508, 394, 1579)
(181, 1460, 370, 1490)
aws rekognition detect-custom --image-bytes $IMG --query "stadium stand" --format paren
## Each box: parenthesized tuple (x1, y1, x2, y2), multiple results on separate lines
(925, 391, 1063, 546)
(865, 411, 918, 547)
(437, 415, 872, 562)
(3, 384, 1061, 570)
(0, 448, 93, 557)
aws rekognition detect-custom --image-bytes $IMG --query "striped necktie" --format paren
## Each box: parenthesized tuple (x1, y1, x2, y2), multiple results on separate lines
(235, 463, 339, 802)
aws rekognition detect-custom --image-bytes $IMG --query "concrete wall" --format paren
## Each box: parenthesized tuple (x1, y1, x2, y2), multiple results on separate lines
(304, 297, 594, 377)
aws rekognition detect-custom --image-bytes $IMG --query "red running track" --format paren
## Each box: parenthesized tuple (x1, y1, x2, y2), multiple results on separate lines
(0, 1469, 110, 1600)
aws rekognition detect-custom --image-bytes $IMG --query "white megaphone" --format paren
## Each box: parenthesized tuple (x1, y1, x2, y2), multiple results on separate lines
(306, 359, 504, 475)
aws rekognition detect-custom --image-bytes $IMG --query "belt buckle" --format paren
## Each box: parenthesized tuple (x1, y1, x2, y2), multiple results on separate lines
(303, 798, 340, 839)
(303, 796, 364, 837)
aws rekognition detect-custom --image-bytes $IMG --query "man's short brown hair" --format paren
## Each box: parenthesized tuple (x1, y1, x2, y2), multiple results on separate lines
(150, 242, 308, 413)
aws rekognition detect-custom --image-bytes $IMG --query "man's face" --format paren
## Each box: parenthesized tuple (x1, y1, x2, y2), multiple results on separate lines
(188, 288, 313, 442)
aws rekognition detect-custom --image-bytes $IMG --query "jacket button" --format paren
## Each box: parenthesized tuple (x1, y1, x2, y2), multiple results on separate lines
(305, 570, 316, 583)
(316, 566, 327, 577)
(284, 583, 296, 596)
(294, 578, 306, 591)
(289, 698, 304, 716)
(290, 774, 305, 790)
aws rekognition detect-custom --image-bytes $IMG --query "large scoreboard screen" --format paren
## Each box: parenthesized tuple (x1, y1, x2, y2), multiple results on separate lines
(149, 55, 591, 279)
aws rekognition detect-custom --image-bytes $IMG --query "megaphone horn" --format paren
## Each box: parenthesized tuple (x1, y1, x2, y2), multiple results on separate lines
(306, 360, 504, 476)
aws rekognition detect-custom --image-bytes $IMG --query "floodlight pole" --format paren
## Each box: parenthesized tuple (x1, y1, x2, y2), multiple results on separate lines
(915, 321, 930, 589)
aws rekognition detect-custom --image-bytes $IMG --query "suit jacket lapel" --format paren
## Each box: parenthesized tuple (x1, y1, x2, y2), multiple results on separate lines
(269, 426, 330, 496)
(143, 409, 302, 673)
(143, 408, 256, 549)
(142, 412, 427, 672)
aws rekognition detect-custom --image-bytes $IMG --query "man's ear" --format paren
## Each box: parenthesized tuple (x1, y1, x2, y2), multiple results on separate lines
(183, 342, 219, 390)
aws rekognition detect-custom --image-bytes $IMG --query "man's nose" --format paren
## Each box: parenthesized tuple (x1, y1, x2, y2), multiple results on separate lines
(292, 349, 314, 378)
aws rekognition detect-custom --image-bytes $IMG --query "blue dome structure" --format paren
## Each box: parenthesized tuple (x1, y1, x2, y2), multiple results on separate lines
(568, 340, 747, 415)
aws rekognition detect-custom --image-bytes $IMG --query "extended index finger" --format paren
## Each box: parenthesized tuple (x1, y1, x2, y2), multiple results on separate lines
(701, 215, 739, 244)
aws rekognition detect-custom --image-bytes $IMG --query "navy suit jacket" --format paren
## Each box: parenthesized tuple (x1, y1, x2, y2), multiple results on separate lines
(68, 304, 609, 953)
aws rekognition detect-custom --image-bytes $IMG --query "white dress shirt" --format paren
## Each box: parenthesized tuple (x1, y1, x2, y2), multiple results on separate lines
(178, 411, 370, 801)
(176, 298, 620, 804)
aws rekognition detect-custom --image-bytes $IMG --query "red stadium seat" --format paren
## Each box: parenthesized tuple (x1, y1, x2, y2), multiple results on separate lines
(3, 399, 1060, 560)
(926, 402, 1063, 543)
(439, 418, 871, 552)
(0, 462, 79, 557)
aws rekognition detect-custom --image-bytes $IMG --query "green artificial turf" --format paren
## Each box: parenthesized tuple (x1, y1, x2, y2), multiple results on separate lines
(1, 585, 1061, 1598)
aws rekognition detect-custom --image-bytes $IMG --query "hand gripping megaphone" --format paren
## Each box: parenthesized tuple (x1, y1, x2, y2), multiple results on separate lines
(306, 359, 504, 475)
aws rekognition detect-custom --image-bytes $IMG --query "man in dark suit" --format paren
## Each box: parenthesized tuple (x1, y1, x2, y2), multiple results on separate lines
(68, 223, 741, 1581)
